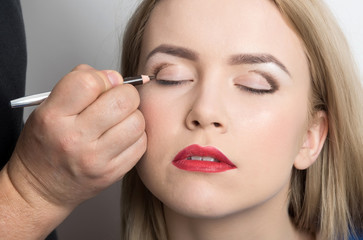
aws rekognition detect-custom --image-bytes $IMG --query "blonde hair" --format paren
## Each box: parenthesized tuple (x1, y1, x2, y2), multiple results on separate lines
(120, 0, 363, 239)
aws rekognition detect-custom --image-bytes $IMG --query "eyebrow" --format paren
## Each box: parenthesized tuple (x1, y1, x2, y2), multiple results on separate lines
(146, 44, 290, 76)
(228, 53, 291, 76)
(146, 44, 198, 61)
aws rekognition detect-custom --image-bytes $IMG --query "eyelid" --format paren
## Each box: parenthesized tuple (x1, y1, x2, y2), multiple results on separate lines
(234, 70, 279, 94)
(151, 62, 172, 77)
(249, 70, 279, 91)
(151, 62, 194, 82)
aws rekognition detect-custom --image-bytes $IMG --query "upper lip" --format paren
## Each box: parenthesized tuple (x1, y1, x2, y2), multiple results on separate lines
(173, 144, 236, 167)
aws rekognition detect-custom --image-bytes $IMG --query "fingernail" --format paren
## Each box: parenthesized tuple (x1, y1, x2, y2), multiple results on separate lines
(106, 71, 121, 86)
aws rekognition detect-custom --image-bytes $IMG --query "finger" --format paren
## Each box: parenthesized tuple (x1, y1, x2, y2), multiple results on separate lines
(71, 64, 95, 71)
(96, 109, 145, 159)
(71, 65, 121, 87)
(76, 84, 140, 140)
(108, 132, 147, 182)
(43, 67, 122, 116)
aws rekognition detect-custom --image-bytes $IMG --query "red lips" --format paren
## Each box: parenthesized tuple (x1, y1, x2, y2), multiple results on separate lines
(172, 144, 236, 173)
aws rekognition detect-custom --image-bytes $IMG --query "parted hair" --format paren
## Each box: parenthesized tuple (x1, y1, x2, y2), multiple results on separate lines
(120, 0, 363, 239)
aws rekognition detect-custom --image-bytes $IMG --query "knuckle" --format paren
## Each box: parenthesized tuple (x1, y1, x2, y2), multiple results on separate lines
(111, 94, 130, 113)
(111, 85, 140, 112)
(125, 85, 141, 105)
(77, 152, 98, 176)
(79, 72, 103, 93)
(130, 110, 146, 134)
(78, 156, 95, 175)
(58, 131, 80, 153)
(68, 71, 104, 95)
(32, 107, 57, 132)
(137, 132, 147, 152)
(111, 86, 139, 113)
(117, 110, 145, 139)
(33, 108, 80, 154)
(76, 142, 106, 178)
(128, 133, 148, 161)
(117, 133, 147, 174)
(72, 64, 92, 71)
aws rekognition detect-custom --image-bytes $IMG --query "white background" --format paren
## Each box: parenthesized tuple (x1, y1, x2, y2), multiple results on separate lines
(20, 1, 363, 239)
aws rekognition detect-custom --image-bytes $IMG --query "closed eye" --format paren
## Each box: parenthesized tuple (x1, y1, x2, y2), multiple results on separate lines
(151, 62, 194, 86)
(236, 85, 275, 94)
(155, 79, 190, 86)
(234, 70, 279, 95)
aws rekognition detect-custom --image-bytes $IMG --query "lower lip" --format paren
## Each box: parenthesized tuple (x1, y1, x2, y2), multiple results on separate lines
(172, 160, 235, 173)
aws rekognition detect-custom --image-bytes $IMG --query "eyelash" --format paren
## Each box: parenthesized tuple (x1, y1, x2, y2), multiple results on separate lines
(236, 85, 275, 95)
(152, 63, 190, 86)
(151, 64, 278, 94)
(156, 79, 186, 86)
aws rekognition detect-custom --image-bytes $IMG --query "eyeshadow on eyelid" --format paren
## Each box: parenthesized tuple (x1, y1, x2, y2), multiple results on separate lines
(153, 64, 194, 80)
(151, 63, 171, 74)
(249, 70, 280, 90)
(234, 72, 275, 91)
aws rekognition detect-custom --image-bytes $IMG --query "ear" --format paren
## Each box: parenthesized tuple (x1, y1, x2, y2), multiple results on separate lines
(294, 111, 328, 170)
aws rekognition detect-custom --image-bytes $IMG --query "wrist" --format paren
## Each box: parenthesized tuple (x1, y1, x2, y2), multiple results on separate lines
(0, 154, 73, 239)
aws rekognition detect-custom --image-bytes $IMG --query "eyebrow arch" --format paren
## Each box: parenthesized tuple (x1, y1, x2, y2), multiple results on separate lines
(146, 44, 199, 62)
(228, 53, 291, 76)
(146, 44, 290, 76)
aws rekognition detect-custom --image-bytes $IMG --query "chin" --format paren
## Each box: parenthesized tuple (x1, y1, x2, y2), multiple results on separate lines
(156, 182, 242, 219)
(164, 199, 237, 220)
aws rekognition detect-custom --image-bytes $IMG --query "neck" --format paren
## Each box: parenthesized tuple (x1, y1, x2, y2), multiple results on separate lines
(164, 188, 313, 240)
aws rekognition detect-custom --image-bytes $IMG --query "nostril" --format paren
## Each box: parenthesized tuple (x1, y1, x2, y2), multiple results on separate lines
(192, 120, 200, 126)
(213, 122, 221, 127)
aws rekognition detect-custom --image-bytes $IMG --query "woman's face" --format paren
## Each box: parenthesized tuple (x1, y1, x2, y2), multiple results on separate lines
(136, 0, 310, 218)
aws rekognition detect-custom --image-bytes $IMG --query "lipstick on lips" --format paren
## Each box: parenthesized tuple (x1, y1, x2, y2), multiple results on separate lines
(172, 144, 236, 173)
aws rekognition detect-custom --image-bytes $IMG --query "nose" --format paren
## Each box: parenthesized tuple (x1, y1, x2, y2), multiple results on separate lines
(185, 81, 228, 133)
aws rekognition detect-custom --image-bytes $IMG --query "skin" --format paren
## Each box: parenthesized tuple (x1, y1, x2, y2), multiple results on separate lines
(136, 0, 327, 239)
(0, 65, 146, 239)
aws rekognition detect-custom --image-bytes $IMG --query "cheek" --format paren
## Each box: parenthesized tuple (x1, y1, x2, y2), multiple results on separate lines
(139, 89, 183, 146)
(225, 100, 308, 205)
(233, 96, 308, 175)
(139, 100, 166, 143)
(137, 87, 183, 170)
(136, 89, 189, 199)
(262, 109, 305, 152)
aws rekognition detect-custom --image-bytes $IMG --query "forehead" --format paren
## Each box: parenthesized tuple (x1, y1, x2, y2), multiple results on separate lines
(140, 0, 307, 78)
